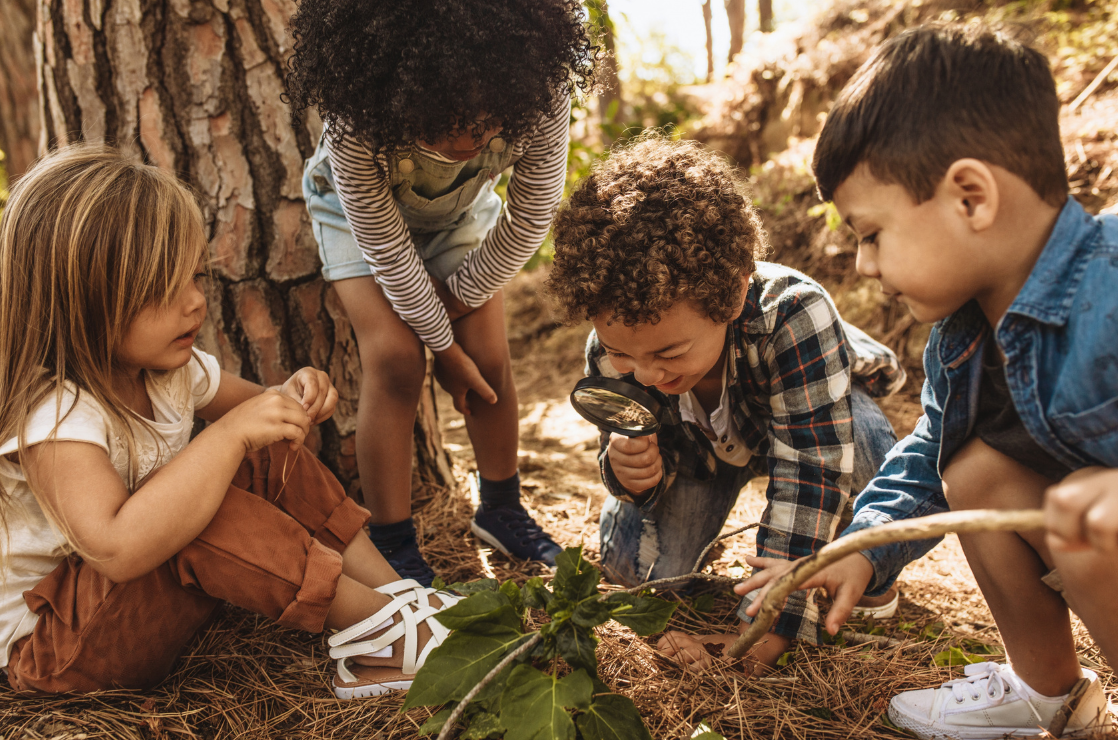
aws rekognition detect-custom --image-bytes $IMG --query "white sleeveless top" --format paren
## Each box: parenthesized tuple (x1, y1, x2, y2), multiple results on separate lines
(0, 351, 221, 667)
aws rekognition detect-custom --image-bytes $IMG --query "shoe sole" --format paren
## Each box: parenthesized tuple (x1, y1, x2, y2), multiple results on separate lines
(851, 591, 899, 619)
(334, 679, 413, 700)
(887, 703, 1116, 739)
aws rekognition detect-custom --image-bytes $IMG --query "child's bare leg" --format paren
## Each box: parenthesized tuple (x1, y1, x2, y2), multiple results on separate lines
(451, 289, 518, 479)
(941, 437, 1081, 696)
(332, 276, 427, 522)
(341, 530, 402, 587)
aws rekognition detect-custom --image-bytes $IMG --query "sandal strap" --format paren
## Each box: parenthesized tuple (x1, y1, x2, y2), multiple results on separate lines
(329, 580, 463, 679)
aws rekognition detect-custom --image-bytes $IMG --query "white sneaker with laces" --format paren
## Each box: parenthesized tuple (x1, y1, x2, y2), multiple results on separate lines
(887, 662, 1112, 740)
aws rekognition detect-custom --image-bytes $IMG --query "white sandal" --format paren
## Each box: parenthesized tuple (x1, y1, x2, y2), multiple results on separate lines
(328, 579, 462, 700)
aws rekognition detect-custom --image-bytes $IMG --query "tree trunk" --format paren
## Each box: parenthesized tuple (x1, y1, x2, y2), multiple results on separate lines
(0, 0, 42, 178)
(585, 0, 623, 141)
(758, 0, 773, 33)
(702, 0, 714, 83)
(33, 0, 452, 495)
(725, 0, 746, 65)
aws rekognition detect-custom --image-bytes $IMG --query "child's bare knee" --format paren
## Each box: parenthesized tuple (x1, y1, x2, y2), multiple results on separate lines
(362, 344, 426, 391)
(942, 437, 1048, 510)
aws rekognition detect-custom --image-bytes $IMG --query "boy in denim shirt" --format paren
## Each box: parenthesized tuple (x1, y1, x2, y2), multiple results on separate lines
(545, 136, 905, 673)
(741, 24, 1117, 738)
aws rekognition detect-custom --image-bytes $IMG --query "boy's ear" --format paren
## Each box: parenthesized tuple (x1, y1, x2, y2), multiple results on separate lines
(940, 158, 999, 232)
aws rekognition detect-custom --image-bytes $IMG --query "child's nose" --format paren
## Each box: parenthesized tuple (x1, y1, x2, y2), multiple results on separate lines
(631, 363, 665, 387)
(855, 244, 880, 279)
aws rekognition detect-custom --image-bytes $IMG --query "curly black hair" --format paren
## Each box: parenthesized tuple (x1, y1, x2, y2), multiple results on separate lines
(284, 0, 597, 155)
(546, 135, 767, 326)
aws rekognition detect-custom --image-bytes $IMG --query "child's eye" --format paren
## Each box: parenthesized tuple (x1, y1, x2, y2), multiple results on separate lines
(656, 353, 683, 361)
(604, 350, 628, 359)
(193, 272, 208, 282)
(859, 233, 878, 246)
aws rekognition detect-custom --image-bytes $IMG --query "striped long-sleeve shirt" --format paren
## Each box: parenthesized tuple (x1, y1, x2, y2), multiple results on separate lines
(326, 98, 570, 351)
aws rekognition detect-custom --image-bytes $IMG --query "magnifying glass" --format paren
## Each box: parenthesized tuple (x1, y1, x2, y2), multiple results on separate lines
(569, 377, 664, 437)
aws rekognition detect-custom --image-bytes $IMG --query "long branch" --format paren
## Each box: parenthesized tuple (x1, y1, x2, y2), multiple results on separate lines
(436, 633, 542, 740)
(726, 509, 1045, 659)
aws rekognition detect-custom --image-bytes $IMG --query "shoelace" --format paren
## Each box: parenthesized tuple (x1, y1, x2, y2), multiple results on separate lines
(489, 507, 552, 545)
(943, 662, 1045, 725)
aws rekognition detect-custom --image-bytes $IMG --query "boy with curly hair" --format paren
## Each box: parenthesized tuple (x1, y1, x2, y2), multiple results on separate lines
(545, 136, 905, 672)
(284, 1, 597, 583)
(739, 25, 1117, 737)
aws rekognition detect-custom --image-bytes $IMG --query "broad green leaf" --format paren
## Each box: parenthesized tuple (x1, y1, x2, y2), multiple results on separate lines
(932, 646, 986, 667)
(522, 576, 553, 610)
(404, 627, 530, 709)
(571, 596, 613, 629)
(576, 693, 653, 740)
(775, 651, 793, 667)
(691, 593, 715, 613)
(462, 710, 505, 740)
(500, 665, 592, 740)
(448, 578, 501, 595)
(434, 590, 520, 632)
(419, 708, 453, 736)
(431, 576, 447, 590)
(500, 579, 524, 616)
(554, 620, 599, 674)
(552, 547, 601, 603)
(602, 592, 677, 636)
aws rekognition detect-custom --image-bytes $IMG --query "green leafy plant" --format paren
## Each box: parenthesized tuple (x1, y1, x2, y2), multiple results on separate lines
(405, 546, 677, 740)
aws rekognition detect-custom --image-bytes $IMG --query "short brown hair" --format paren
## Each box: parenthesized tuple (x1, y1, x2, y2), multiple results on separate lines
(546, 135, 766, 326)
(813, 23, 1067, 207)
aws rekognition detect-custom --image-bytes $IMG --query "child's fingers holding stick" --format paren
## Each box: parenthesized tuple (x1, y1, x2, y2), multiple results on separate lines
(216, 390, 311, 453)
(1046, 467, 1118, 554)
(280, 367, 338, 424)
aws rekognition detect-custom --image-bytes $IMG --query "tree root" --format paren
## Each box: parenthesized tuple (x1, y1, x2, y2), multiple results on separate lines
(726, 509, 1045, 659)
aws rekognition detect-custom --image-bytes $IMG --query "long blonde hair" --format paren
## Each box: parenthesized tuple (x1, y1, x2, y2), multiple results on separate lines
(0, 144, 209, 546)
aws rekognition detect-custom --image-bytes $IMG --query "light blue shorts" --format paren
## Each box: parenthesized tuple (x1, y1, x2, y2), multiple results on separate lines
(302, 149, 504, 283)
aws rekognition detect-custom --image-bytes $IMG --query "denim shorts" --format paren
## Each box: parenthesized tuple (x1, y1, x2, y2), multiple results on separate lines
(302, 144, 504, 283)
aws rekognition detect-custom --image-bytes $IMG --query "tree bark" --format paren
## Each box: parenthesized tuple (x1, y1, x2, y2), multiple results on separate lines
(758, 0, 773, 33)
(585, 0, 623, 141)
(725, 0, 746, 65)
(33, 0, 452, 495)
(0, 0, 42, 178)
(702, 0, 714, 83)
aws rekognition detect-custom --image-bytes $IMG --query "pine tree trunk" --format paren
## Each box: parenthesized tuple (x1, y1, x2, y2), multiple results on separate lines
(725, 0, 746, 64)
(585, 0, 623, 142)
(0, 0, 41, 178)
(758, 0, 773, 33)
(702, 0, 714, 83)
(33, 0, 452, 494)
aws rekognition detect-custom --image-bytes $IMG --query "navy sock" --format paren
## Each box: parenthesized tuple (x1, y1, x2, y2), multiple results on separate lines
(478, 471, 522, 510)
(366, 517, 416, 552)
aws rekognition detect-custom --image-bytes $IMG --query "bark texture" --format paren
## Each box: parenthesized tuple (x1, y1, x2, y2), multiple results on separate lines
(34, 0, 452, 493)
(724, 0, 746, 65)
(0, 0, 42, 177)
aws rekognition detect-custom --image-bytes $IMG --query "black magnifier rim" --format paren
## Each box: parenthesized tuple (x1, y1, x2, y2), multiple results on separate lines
(570, 376, 663, 437)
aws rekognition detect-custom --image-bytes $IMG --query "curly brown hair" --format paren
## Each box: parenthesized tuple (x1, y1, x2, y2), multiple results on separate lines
(546, 135, 766, 326)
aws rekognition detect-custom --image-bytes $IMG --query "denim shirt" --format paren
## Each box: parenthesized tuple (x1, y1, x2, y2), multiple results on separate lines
(846, 198, 1118, 594)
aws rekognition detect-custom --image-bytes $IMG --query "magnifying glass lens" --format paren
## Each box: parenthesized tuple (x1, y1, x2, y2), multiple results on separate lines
(571, 387, 657, 432)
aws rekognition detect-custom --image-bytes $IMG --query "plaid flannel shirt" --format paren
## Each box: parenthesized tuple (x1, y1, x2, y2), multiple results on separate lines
(586, 262, 905, 641)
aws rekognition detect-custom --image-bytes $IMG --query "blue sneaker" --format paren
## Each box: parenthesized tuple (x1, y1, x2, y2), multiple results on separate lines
(380, 537, 436, 587)
(471, 504, 563, 566)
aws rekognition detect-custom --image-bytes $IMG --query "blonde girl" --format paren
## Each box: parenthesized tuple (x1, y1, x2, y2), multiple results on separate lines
(0, 145, 459, 698)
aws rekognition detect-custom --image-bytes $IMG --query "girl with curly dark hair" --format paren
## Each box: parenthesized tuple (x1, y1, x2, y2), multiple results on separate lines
(285, 0, 596, 589)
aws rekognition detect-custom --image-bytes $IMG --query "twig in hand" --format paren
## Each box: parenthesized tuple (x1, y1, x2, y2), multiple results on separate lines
(726, 509, 1045, 659)
(435, 633, 541, 740)
(623, 523, 764, 595)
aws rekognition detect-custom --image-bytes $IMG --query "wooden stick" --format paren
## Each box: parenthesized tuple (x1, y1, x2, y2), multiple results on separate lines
(726, 509, 1045, 659)
(1069, 55, 1118, 113)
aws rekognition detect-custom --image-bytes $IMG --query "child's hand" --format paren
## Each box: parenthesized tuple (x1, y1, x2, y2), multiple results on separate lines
(279, 367, 338, 424)
(433, 342, 497, 415)
(736, 552, 875, 636)
(607, 432, 662, 494)
(430, 276, 476, 323)
(1045, 466, 1118, 554)
(216, 389, 311, 452)
(656, 630, 789, 675)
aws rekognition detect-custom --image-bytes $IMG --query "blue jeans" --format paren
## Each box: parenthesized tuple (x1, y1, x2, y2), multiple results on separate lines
(599, 385, 897, 633)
